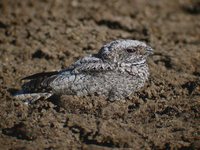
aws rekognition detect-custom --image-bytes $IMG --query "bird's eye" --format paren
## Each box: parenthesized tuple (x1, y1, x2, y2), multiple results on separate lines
(126, 48, 136, 53)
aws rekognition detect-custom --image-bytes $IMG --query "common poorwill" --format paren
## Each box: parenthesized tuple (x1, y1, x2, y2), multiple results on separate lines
(14, 39, 153, 104)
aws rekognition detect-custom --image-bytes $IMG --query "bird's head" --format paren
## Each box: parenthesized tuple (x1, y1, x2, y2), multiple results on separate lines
(98, 39, 153, 65)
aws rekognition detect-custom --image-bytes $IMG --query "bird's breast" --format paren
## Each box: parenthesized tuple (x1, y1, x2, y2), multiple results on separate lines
(116, 64, 149, 80)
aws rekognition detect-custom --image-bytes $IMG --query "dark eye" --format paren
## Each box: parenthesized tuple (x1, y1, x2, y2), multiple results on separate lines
(126, 48, 136, 53)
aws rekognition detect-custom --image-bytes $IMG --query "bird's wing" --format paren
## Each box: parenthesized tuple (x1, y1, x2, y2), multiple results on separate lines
(21, 71, 60, 93)
(21, 71, 59, 80)
(20, 56, 114, 93)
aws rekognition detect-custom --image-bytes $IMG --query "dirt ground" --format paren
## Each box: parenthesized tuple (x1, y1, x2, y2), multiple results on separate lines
(0, 0, 200, 149)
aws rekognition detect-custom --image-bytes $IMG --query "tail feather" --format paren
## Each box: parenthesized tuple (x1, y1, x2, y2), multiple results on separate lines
(21, 71, 58, 93)
(14, 71, 59, 104)
(14, 91, 52, 105)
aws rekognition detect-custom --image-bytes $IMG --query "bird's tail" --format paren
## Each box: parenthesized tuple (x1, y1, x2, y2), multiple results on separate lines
(13, 71, 59, 104)
(14, 91, 52, 105)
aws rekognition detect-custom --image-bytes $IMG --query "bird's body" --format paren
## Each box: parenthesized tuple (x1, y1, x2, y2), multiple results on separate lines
(14, 39, 153, 104)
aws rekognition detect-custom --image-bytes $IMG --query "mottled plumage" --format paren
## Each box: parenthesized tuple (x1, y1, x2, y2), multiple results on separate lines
(14, 39, 153, 104)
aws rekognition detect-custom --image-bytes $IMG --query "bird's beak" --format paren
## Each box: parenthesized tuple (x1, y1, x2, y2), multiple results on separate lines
(146, 46, 154, 55)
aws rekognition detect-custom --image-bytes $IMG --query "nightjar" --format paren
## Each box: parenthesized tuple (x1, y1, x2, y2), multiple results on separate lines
(14, 39, 153, 104)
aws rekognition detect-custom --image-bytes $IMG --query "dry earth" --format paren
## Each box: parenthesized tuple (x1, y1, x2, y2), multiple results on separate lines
(0, 0, 200, 149)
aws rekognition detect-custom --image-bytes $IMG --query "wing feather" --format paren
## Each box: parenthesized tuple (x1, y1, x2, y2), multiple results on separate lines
(22, 71, 59, 80)
(21, 71, 59, 93)
(63, 56, 115, 74)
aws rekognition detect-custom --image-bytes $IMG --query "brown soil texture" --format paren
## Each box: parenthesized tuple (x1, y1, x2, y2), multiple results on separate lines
(0, 0, 200, 149)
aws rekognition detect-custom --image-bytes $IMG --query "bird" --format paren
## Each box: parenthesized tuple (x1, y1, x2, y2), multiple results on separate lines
(14, 39, 153, 104)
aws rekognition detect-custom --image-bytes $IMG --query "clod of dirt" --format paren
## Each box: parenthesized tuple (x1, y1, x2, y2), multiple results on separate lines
(2, 122, 37, 141)
(0, 21, 9, 29)
(182, 1, 200, 14)
(32, 48, 54, 60)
